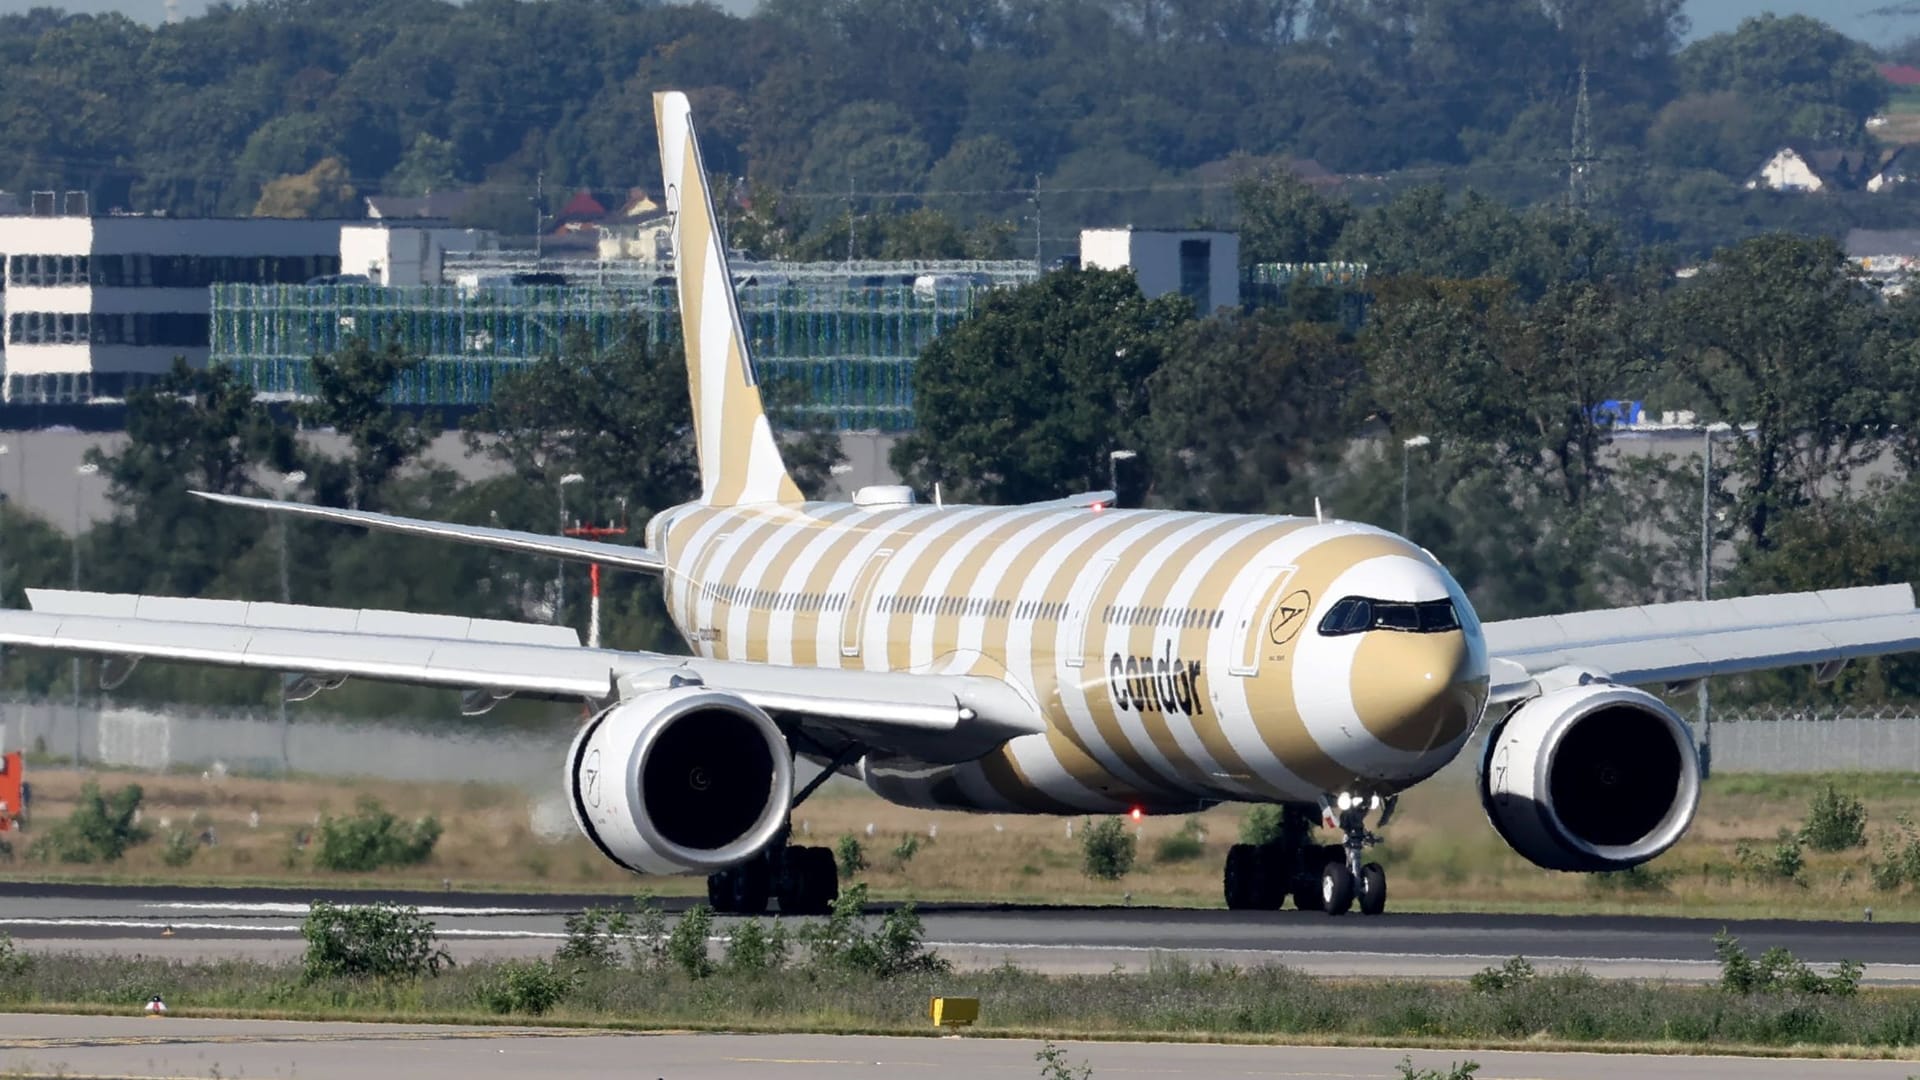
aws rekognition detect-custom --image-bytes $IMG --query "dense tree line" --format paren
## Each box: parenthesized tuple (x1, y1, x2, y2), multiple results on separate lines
(1, 1, 1915, 255)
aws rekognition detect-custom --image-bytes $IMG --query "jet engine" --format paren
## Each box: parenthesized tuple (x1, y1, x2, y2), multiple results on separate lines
(566, 686, 793, 875)
(1478, 682, 1700, 872)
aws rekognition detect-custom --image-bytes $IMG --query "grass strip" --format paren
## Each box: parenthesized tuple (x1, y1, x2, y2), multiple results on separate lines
(8, 951, 1920, 1056)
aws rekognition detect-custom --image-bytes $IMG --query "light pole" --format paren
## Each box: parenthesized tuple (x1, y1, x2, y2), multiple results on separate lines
(1108, 449, 1136, 505)
(557, 473, 585, 624)
(71, 461, 98, 763)
(1697, 422, 1731, 780)
(1400, 435, 1430, 537)
(276, 471, 306, 773)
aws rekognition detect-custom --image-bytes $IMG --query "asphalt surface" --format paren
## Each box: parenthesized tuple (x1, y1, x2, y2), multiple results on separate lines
(0, 882, 1912, 981)
(0, 1016, 1912, 1079)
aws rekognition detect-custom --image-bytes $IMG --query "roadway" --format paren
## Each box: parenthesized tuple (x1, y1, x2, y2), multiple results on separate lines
(0, 1016, 1912, 1079)
(0, 882, 1914, 982)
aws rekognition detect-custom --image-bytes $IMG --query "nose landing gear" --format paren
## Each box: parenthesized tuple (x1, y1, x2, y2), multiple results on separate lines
(1221, 796, 1395, 916)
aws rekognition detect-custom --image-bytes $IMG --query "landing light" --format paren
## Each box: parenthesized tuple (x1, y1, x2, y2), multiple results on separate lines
(1336, 792, 1354, 812)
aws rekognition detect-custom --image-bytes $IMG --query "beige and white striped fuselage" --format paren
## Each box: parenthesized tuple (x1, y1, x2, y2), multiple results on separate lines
(650, 499, 1493, 815)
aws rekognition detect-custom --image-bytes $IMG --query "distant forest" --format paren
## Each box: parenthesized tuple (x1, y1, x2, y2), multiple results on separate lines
(0, 0, 1915, 255)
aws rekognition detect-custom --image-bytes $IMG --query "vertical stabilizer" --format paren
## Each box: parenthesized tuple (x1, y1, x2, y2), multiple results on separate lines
(655, 91, 802, 506)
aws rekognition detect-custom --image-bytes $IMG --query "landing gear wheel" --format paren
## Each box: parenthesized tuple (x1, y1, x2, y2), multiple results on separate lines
(1290, 879, 1322, 912)
(708, 857, 770, 914)
(1358, 862, 1387, 916)
(1321, 861, 1355, 916)
(776, 846, 838, 915)
(1224, 844, 1280, 910)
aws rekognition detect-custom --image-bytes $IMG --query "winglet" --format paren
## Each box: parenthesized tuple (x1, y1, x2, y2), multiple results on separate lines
(654, 91, 803, 506)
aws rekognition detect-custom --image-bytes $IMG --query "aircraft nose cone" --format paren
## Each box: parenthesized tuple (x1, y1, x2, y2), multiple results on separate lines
(1349, 629, 1486, 753)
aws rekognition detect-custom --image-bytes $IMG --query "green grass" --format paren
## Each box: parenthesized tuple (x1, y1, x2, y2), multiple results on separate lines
(8, 951, 1920, 1056)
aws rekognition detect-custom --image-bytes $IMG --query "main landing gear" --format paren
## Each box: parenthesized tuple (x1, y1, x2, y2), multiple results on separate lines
(708, 834, 839, 915)
(1222, 796, 1393, 916)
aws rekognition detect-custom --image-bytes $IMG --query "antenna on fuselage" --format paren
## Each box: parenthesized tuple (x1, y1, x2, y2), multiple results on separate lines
(934, 482, 944, 508)
(1314, 497, 1324, 524)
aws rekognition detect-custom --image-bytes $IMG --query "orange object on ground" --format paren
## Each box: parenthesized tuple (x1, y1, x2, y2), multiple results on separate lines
(0, 751, 21, 831)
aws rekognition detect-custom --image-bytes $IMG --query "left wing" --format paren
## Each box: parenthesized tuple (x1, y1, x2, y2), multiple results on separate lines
(192, 491, 665, 574)
(0, 590, 1044, 764)
(1483, 584, 1920, 703)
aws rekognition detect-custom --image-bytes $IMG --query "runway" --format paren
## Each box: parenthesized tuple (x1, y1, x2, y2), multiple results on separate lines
(0, 1016, 1912, 1079)
(0, 882, 1912, 981)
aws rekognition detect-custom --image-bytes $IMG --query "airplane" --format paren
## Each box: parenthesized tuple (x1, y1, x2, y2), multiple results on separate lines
(6, 92, 1920, 917)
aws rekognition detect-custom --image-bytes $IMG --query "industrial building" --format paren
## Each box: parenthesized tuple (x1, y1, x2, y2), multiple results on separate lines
(0, 198, 345, 402)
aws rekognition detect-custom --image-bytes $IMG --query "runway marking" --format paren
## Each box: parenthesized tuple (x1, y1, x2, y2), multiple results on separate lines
(0, 1029, 619, 1050)
(138, 902, 551, 916)
(0, 919, 569, 939)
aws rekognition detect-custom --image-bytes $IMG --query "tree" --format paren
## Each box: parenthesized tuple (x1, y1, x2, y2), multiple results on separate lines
(1663, 233, 1886, 551)
(1680, 15, 1887, 145)
(254, 156, 359, 219)
(1145, 312, 1361, 514)
(892, 269, 1191, 505)
(296, 338, 441, 511)
(1233, 166, 1352, 265)
(383, 132, 460, 196)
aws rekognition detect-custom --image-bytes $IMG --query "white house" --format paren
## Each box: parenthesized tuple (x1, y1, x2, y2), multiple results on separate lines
(1079, 228, 1240, 313)
(1, 208, 344, 402)
(1868, 149, 1912, 193)
(338, 224, 496, 286)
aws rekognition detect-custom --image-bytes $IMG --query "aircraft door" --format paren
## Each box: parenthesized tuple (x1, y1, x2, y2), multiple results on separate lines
(840, 549, 893, 659)
(1229, 564, 1299, 677)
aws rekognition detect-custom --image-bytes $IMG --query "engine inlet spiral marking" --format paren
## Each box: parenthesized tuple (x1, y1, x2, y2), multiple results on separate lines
(689, 767, 711, 792)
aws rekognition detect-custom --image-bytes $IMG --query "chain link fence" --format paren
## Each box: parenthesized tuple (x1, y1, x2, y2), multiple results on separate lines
(7, 696, 1920, 783)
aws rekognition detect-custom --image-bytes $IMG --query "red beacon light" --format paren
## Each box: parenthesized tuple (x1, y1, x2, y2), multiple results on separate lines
(1129, 806, 1144, 822)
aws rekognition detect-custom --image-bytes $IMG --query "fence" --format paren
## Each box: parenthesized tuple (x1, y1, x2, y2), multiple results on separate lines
(8, 695, 1920, 787)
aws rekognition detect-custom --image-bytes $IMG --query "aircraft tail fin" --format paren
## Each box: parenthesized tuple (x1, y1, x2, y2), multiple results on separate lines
(654, 91, 802, 507)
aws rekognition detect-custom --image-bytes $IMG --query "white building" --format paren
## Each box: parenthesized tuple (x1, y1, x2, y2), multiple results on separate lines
(338, 224, 496, 286)
(1, 210, 344, 402)
(1079, 228, 1240, 313)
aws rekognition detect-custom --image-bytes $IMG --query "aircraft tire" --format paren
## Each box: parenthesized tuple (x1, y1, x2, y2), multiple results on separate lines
(708, 857, 771, 915)
(1223, 844, 1262, 909)
(1359, 862, 1387, 916)
(1321, 861, 1356, 916)
(777, 846, 838, 915)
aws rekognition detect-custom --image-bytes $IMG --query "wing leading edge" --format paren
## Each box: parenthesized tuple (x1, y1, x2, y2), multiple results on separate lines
(192, 491, 665, 574)
(1484, 584, 1920, 702)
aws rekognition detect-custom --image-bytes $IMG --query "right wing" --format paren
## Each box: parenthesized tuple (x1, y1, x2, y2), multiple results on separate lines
(192, 491, 664, 574)
(0, 590, 1043, 764)
(1482, 584, 1920, 702)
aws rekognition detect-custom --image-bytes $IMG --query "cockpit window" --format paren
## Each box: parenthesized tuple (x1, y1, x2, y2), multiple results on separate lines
(1317, 596, 1460, 636)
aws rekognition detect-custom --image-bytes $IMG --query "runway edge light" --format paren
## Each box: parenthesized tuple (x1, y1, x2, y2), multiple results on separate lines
(930, 996, 979, 1029)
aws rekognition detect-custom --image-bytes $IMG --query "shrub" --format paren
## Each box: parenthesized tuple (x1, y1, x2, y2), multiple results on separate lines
(1586, 863, 1671, 893)
(1396, 1058, 1480, 1080)
(1468, 956, 1535, 993)
(1872, 815, 1920, 890)
(160, 829, 196, 868)
(667, 903, 715, 979)
(1734, 828, 1803, 883)
(1714, 929, 1860, 996)
(629, 894, 670, 971)
(1035, 1041, 1092, 1080)
(0, 932, 31, 978)
(1155, 818, 1206, 863)
(801, 883, 948, 977)
(301, 901, 451, 981)
(1080, 817, 1136, 881)
(1801, 785, 1868, 852)
(555, 907, 630, 967)
(724, 918, 790, 974)
(30, 782, 148, 864)
(1239, 804, 1283, 846)
(479, 959, 574, 1015)
(836, 834, 867, 877)
(892, 834, 921, 866)
(312, 797, 441, 872)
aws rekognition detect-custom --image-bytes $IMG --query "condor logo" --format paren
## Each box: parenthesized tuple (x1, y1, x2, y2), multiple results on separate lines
(1108, 649, 1205, 717)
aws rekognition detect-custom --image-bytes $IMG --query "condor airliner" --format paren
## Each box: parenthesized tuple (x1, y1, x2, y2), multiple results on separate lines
(8, 93, 1920, 916)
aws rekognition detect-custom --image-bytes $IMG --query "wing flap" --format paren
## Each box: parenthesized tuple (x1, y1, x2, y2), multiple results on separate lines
(192, 491, 664, 573)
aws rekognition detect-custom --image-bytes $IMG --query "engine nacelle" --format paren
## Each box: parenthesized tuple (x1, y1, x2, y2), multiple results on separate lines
(1479, 682, 1700, 872)
(566, 686, 793, 875)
